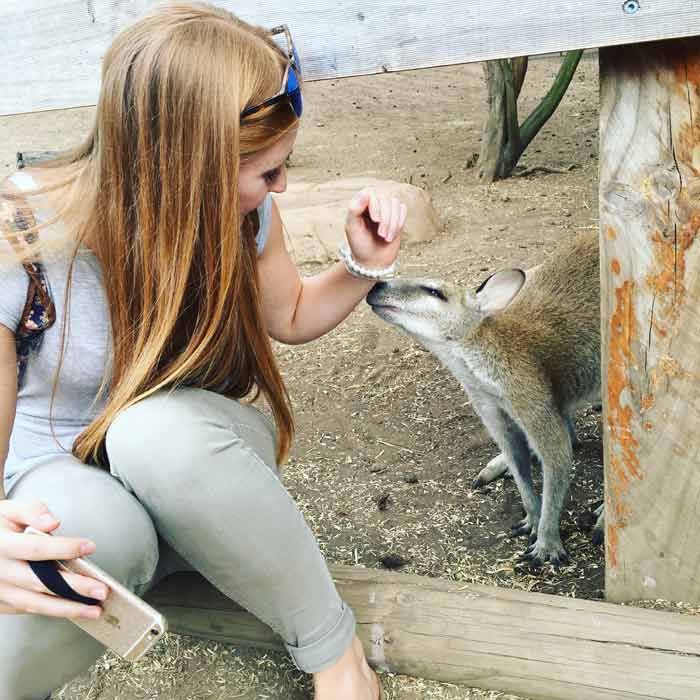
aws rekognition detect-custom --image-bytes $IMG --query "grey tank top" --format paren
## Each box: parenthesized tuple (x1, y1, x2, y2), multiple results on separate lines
(0, 172, 272, 488)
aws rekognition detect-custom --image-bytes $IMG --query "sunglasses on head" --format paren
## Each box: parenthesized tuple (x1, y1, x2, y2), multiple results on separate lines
(240, 24, 303, 121)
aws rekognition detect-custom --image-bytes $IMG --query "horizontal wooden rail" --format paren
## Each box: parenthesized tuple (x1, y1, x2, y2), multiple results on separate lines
(146, 565, 700, 700)
(2, 1, 700, 115)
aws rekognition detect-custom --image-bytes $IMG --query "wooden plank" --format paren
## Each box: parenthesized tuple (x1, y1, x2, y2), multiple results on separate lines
(599, 38, 700, 603)
(3, 1, 700, 115)
(146, 566, 700, 700)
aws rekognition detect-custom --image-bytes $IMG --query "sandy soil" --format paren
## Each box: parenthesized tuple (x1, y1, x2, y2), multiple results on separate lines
(1, 53, 606, 700)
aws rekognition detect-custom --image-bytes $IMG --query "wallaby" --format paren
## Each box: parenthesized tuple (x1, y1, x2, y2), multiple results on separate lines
(366, 229, 601, 566)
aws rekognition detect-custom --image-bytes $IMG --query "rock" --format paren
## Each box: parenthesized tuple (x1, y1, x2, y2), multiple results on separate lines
(272, 178, 443, 265)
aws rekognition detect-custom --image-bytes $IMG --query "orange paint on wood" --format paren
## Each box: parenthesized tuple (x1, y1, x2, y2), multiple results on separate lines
(675, 121, 700, 175)
(687, 63, 700, 87)
(606, 226, 617, 240)
(671, 48, 700, 89)
(645, 222, 700, 340)
(606, 280, 643, 569)
(611, 259, 621, 275)
(607, 521, 619, 569)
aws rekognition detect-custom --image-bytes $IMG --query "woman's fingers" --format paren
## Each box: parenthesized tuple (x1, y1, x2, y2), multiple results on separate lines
(345, 188, 406, 260)
(0, 499, 106, 620)
(388, 197, 401, 242)
(0, 529, 96, 562)
(368, 191, 381, 224)
(380, 194, 392, 238)
(0, 582, 101, 619)
(2, 558, 108, 601)
(0, 499, 60, 533)
(348, 190, 370, 216)
(0, 603, 20, 614)
(399, 202, 408, 230)
(373, 194, 404, 242)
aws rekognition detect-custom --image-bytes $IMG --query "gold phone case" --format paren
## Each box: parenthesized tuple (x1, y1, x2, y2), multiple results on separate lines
(25, 527, 168, 661)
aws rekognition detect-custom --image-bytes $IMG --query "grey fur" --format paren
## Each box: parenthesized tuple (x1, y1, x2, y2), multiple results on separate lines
(366, 230, 601, 567)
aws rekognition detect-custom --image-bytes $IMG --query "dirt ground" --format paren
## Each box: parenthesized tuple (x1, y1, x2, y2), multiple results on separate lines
(1, 54, 606, 699)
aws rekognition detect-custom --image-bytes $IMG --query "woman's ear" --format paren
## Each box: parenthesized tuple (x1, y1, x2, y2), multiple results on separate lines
(473, 268, 526, 315)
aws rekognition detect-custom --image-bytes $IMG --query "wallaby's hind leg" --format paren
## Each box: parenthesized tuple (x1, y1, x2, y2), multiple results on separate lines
(472, 452, 510, 488)
(475, 413, 577, 490)
(592, 503, 605, 545)
(565, 414, 580, 450)
(471, 398, 541, 538)
(518, 408, 573, 567)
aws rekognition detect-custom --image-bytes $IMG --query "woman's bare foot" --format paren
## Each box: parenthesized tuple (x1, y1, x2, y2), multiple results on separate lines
(313, 635, 380, 699)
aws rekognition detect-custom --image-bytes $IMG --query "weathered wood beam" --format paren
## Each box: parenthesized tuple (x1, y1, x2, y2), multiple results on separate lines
(3, 1, 700, 115)
(146, 566, 700, 700)
(600, 38, 700, 603)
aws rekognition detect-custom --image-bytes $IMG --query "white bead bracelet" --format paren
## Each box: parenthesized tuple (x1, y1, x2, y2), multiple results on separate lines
(338, 244, 398, 281)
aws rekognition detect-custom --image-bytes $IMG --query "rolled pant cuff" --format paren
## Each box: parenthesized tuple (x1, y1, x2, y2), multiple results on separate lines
(286, 603, 356, 673)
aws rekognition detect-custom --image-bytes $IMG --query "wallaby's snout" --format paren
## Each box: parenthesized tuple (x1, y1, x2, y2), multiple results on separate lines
(369, 280, 388, 294)
(366, 281, 388, 307)
(366, 280, 402, 323)
(366, 278, 471, 342)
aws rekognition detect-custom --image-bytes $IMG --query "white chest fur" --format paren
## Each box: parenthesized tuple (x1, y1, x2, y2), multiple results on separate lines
(421, 339, 501, 398)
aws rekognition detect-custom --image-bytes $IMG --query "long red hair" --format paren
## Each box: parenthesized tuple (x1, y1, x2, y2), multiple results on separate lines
(3, 2, 298, 464)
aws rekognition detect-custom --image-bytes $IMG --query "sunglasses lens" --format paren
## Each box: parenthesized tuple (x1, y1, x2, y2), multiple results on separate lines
(287, 64, 299, 92)
(289, 87, 303, 118)
(291, 45, 302, 77)
(285, 65, 302, 118)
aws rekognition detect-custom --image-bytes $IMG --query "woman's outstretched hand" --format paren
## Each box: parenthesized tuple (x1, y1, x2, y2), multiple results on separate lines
(344, 189, 406, 270)
(0, 499, 106, 618)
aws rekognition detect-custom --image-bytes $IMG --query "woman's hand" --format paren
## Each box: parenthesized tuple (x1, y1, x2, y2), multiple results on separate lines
(0, 499, 106, 618)
(344, 189, 406, 269)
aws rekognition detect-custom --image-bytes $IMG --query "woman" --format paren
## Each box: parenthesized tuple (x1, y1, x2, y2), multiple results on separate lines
(0, 3, 404, 699)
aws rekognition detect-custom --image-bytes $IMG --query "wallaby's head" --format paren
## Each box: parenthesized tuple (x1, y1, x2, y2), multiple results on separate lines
(366, 270, 526, 343)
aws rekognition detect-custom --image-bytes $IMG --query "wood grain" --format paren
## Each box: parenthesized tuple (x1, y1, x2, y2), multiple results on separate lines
(600, 38, 700, 603)
(146, 566, 700, 700)
(3, 1, 700, 115)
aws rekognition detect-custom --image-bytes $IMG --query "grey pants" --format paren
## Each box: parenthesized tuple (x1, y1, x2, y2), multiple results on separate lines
(0, 388, 355, 700)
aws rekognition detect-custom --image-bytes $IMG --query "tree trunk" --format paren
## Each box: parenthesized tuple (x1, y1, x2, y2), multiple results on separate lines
(476, 57, 527, 181)
(477, 51, 582, 182)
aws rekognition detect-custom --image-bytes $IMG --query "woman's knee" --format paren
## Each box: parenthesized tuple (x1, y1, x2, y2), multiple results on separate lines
(10, 458, 159, 592)
(106, 388, 278, 487)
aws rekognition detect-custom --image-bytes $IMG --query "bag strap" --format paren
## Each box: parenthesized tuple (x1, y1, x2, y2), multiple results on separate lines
(0, 182, 56, 385)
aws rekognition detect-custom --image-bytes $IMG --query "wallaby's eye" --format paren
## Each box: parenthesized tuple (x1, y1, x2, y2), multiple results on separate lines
(420, 285, 447, 302)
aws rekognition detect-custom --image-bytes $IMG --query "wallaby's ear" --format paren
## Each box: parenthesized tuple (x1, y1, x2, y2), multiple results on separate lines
(473, 268, 526, 315)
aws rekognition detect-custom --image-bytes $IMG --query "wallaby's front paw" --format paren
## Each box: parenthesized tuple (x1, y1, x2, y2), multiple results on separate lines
(518, 538, 569, 569)
(473, 453, 511, 489)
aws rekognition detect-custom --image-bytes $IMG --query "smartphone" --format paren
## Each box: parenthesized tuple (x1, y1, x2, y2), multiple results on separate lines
(24, 526, 168, 661)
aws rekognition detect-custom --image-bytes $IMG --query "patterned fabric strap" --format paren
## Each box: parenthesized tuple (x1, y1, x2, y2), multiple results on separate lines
(0, 193, 56, 388)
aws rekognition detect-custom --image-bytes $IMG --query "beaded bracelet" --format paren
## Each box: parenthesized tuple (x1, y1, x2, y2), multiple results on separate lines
(338, 244, 398, 281)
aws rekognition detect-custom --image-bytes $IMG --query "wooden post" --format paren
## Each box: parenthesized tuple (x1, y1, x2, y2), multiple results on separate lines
(147, 567, 700, 700)
(600, 38, 700, 603)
